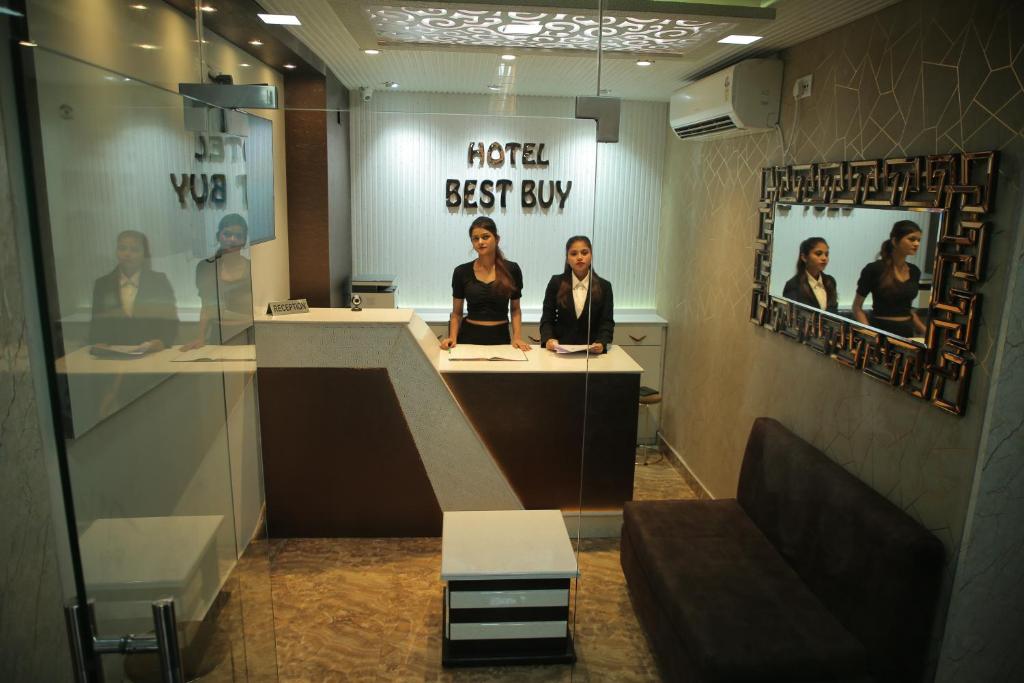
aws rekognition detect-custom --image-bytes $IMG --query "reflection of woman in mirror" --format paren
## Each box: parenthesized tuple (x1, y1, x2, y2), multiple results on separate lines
(782, 237, 838, 313)
(852, 220, 927, 338)
(89, 230, 178, 351)
(183, 213, 253, 349)
(540, 235, 614, 354)
(440, 217, 529, 350)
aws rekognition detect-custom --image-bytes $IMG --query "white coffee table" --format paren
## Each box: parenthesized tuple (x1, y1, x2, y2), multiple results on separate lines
(440, 509, 579, 666)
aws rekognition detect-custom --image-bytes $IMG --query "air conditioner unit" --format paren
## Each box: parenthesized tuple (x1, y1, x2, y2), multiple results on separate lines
(669, 58, 783, 140)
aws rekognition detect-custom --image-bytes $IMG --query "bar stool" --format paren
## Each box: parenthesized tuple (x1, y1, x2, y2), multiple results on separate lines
(636, 386, 663, 466)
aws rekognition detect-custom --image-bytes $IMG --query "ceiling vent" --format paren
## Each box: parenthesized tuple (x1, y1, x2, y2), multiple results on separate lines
(669, 58, 783, 141)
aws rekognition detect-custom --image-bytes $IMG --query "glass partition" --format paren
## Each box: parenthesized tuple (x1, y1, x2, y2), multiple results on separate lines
(22, 37, 276, 681)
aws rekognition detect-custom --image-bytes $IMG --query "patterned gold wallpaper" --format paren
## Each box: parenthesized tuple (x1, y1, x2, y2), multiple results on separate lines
(656, 0, 1024, 673)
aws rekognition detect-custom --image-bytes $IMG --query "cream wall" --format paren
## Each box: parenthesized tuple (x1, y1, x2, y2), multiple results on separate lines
(655, 0, 1024, 674)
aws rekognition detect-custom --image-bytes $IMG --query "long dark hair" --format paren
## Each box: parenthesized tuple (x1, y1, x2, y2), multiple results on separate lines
(556, 235, 603, 309)
(878, 220, 921, 288)
(469, 216, 515, 297)
(794, 236, 834, 303)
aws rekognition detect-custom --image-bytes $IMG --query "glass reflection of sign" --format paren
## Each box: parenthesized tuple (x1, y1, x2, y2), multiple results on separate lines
(446, 141, 573, 210)
(168, 134, 250, 210)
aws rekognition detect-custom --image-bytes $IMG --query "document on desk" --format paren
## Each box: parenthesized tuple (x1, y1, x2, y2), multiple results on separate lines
(448, 344, 528, 361)
(173, 345, 256, 362)
(89, 344, 149, 359)
(553, 344, 590, 354)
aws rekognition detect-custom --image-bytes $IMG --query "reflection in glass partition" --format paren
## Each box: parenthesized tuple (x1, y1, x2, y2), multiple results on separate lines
(770, 205, 942, 344)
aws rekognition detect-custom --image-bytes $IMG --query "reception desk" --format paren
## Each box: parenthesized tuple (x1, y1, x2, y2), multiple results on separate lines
(254, 309, 642, 538)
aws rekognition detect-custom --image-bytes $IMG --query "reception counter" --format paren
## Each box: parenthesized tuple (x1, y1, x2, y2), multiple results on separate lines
(254, 309, 642, 537)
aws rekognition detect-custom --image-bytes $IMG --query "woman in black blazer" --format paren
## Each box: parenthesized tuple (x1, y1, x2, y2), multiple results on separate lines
(89, 230, 179, 350)
(540, 235, 614, 353)
(782, 236, 838, 314)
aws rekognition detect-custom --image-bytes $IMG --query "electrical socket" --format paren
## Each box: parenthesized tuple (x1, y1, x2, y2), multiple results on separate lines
(793, 74, 813, 99)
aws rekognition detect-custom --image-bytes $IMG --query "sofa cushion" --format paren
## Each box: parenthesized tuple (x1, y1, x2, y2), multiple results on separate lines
(737, 418, 945, 681)
(623, 499, 868, 682)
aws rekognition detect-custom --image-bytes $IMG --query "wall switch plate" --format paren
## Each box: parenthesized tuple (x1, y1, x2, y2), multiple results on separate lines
(793, 74, 813, 99)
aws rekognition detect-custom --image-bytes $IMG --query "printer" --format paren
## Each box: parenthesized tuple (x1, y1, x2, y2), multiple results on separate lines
(351, 274, 397, 308)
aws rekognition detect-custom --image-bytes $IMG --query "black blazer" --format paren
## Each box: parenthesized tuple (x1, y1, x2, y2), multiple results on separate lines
(89, 268, 179, 347)
(782, 272, 838, 314)
(539, 273, 615, 352)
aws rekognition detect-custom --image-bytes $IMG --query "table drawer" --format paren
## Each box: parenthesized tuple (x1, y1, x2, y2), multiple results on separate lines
(449, 621, 568, 641)
(614, 325, 663, 346)
(450, 589, 569, 609)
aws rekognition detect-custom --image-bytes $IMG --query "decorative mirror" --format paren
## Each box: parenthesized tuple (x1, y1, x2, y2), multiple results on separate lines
(750, 152, 998, 416)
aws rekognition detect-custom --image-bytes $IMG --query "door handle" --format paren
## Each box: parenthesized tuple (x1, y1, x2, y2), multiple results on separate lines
(629, 334, 647, 342)
(528, 336, 540, 343)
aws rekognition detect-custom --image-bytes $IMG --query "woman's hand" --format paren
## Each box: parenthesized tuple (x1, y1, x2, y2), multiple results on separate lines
(545, 339, 559, 351)
(512, 339, 531, 351)
(440, 337, 456, 350)
(180, 339, 204, 351)
(142, 339, 165, 353)
(589, 342, 604, 354)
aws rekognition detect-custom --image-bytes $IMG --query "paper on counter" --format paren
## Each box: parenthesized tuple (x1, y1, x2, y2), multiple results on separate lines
(553, 344, 590, 354)
(448, 344, 528, 361)
(173, 345, 256, 362)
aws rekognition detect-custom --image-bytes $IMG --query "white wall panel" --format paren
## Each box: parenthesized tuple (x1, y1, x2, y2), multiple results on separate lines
(351, 94, 667, 309)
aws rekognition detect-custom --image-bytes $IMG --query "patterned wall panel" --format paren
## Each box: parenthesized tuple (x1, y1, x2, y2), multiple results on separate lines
(351, 93, 666, 309)
(656, 0, 1024, 673)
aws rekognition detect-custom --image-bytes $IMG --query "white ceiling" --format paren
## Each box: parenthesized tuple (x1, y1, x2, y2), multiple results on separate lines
(256, 0, 900, 101)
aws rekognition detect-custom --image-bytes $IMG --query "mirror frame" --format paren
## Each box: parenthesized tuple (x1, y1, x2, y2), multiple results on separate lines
(749, 151, 998, 416)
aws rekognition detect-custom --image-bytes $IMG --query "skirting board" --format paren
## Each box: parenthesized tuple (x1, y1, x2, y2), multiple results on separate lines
(657, 434, 713, 500)
(561, 511, 622, 539)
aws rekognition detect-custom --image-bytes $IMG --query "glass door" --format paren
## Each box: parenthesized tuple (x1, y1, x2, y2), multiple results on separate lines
(14, 7, 279, 680)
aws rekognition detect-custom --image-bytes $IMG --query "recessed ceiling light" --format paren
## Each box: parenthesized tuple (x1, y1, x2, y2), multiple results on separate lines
(129, 3, 147, 9)
(136, 43, 159, 50)
(123, 78, 132, 82)
(239, 63, 251, 67)
(199, 4, 216, 12)
(497, 23, 542, 36)
(104, 75, 118, 81)
(364, 49, 381, 55)
(257, 13, 300, 25)
(635, 59, 653, 66)
(718, 34, 763, 45)
(500, 54, 516, 61)
(18, 40, 37, 47)
(282, 63, 296, 69)
(487, 85, 501, 91)
(248, 40, 263, 46)
(384, 81, 399, 89)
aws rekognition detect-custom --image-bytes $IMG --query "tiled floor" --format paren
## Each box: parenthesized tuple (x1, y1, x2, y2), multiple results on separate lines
(193, 453, 697, 682)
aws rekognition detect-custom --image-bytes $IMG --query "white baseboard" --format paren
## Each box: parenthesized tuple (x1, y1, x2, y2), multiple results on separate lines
(658, 434, 714, 499)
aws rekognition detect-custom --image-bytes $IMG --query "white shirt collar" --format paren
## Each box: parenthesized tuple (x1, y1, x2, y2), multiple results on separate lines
(572, 272, 590, 290)
(119, 271, 140, 287)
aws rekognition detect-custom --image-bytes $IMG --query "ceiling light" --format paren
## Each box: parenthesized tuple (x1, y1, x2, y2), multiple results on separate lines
(199, 4, 216, 12)
(239, 63, 251, 67)
(718, 34, 762, 45)
(248, 39, 263, 46)
(18, 40, 37, 47)
(635, 59, 653, 66)
(500, 54, 516, 61)
(364, 49, 381, 55)
(129, 3, 147, 9)
(136, 43, 159, 50)
(384, 81, 399, 89)
(497, 23, 542, 36)
(487, 85, 501, 91)
(257, 13, 300, 25)
(282, 63, 296, 69)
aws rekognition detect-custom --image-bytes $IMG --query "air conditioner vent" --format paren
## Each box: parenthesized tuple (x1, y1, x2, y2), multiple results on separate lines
(673, 115, 736, 139)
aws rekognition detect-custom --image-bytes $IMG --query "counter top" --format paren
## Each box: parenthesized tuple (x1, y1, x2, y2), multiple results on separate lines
(255, 308, 415, 325)
(438, 345, 641, 374)
(413, 308, 667, 325)
(56, 345, 256, 375)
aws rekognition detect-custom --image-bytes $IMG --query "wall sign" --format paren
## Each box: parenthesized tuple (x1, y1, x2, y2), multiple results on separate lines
(169, 133, 251, 210)
(445, 140, 573, 210)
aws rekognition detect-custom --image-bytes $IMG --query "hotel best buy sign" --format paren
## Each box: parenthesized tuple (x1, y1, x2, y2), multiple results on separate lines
(445, 141, 573, 211)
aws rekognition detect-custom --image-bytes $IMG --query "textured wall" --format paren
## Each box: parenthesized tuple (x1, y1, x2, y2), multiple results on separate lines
(0, 29, 73, 682)
(656, 0, 1024, 672)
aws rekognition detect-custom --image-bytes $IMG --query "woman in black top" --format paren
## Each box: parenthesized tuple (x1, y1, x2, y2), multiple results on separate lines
(852, 220, 926, 338)
(89, 230, 179, 351)
(440, 217, 530, 349)
(782, 236, 838, 314)
(183, 213, 254, 349)
(540, 235, 614, 353)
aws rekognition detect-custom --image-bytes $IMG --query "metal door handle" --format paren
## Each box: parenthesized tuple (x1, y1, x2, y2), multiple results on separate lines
(629, 334, 647, 342)
(528, 336, 540, 343)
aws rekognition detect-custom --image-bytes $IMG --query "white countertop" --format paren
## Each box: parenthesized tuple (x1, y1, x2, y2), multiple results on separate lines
(255, 308, 415, 325)
(56, 345, 256, 375)
(416, 307, 666, 325)
(438, 345, 641, 374)
(441, 510, 579, 580)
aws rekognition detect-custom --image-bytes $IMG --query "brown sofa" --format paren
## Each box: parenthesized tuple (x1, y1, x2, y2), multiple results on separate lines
(621, 418, 944, 682)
